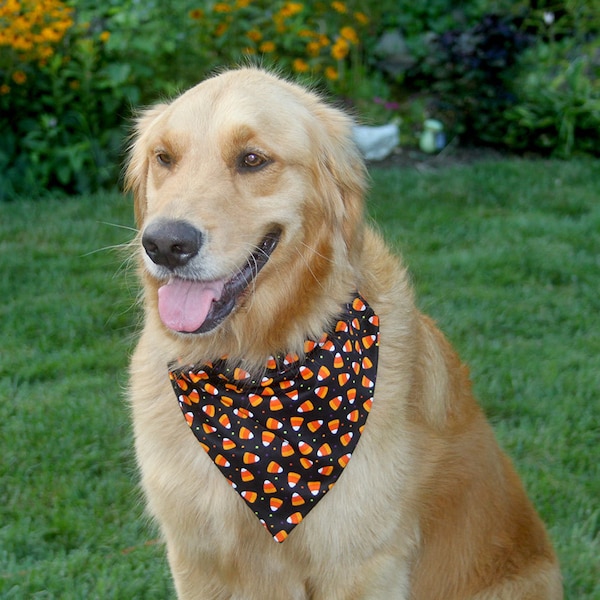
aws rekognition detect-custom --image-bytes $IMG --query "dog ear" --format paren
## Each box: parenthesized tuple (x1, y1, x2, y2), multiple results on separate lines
(313, 102, 367, 259)
(124, 103, 169, 227)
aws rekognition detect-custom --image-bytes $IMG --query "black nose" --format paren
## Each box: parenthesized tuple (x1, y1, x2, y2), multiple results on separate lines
(141, 220, 203, 269)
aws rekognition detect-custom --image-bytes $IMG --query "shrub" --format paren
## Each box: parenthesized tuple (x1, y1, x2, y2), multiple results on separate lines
(85, 0, 200, 103)
(188, 0, 372, 97)
(414, 13, 532, 145)
(0, 1, 131, 199)
(372, 0, 510, 74)
(0, 0, 199, 201)
(503, 38, 600, 157)
(499, 1, 600, 157)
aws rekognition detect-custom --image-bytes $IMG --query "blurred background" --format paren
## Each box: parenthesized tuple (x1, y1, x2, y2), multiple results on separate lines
(1, 0, 599, 200)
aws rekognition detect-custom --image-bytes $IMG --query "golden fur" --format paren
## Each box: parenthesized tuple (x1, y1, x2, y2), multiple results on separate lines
(125, 68, 562, 599)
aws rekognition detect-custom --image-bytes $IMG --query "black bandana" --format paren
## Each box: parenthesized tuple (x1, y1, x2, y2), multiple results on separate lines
(168, 294, 379, 542)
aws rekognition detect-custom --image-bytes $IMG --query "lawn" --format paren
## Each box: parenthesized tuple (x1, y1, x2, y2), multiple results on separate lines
(1, 158, 598, 598)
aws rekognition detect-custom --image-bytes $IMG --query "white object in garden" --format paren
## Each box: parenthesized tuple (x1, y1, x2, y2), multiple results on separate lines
(419, 119, 446, 153)
(352, 123, 400, 161)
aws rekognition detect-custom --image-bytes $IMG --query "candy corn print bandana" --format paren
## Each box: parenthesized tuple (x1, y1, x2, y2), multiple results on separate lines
(168, 294, 379, 542)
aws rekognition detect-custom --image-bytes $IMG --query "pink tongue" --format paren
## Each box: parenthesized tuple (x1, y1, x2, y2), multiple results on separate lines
(158, 278, 225, 333)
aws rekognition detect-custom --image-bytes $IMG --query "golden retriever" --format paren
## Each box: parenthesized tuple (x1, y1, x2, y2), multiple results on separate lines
(125, 68, 562, 599)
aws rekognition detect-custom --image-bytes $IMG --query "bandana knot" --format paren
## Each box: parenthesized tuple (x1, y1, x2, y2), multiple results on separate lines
(168, 294, 379, 542)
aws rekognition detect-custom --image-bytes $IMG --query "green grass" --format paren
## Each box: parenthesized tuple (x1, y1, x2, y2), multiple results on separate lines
(1, 159, 598, 598)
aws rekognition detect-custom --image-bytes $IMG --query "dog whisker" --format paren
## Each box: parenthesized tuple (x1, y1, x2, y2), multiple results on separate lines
(97, 220, 139, 233)
(81, 242, 133, 257)
(297, 240, 335, 264)
(292, 244, 327, 292)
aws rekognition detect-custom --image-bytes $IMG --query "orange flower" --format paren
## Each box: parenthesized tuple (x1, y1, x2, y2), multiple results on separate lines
(40, 28, 63, 43)
(325, 66, 338, 80)
(280, 2, 303, 18)
(274, 14, 286, 33)
(213, 2, 231, 12)
(37, 46, 54, 60)
(215, 22, 228, 36)
(189, 8, 204, 19)
(0, 84, 11, 95)
(246, 29, 262, 42)
(12, 36, 33, 51)
(293, 58, 310, 73)
(340, 26, 358, 44)
(331, 1, 347, 13)
(306, 41, 321, 57)
(354, 11, 369, 25)
(99, 31, 110, 43)
(331, 37, 349, 60)
(12, 70, 27, 85)
(259, 40, 276, 53)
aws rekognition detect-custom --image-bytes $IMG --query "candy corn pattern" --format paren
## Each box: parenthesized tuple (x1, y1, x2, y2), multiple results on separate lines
(168, 293, 379, 542)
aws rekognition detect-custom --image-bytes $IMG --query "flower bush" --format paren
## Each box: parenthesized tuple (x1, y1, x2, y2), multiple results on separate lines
(0, 0, 201, 200)
(0, 0, 128, 199)
(2, 0, 599, 200)
(0, 0, 73, 65)
(189, 0, 371, 96)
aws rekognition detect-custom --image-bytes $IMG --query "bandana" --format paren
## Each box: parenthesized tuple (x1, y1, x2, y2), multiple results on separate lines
(168, 294, 379, 542)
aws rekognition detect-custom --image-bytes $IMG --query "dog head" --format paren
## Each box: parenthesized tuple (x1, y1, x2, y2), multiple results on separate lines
(125, 68, 367, 359)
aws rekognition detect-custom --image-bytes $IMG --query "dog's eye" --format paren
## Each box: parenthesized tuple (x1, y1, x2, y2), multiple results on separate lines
(155, 151, 173, 168)
(238, 152, 269, 171)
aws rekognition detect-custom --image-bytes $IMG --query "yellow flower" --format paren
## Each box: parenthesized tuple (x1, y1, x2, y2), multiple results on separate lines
(0, 84, 11, 95)
(236, 0, 252, 6)
(306, 41, 321, 57)
(325, 66, 338, 81)
(274, 14, 286, 33)
(298, 29, 314, 38)
(246, 29, 262, 42)
(0, 0, 74, 62)
(259, 40, 276, 53)
(213, 2, 231, 13)
(331, 37, 349, 60)
(1, 0, 19, 15)
(280, 2, 303, 18)
(215, 22, 229, 36)
(354, 11, 369, 25)
(37, 46, 54, 60)
(340, 26, 358, 44)
(12, 16, 29, 35)
(242, 47, 256, 55)
(189, 8, 204, 19)
(99, 31, 110, 43)
(318, 34, 330, 47)
(12, 36, 33, 51)
(12, 70, 27, 85)
(331, 1, 347, 14)
(39, 27, 62, 43)
(293, 58, 310, 73)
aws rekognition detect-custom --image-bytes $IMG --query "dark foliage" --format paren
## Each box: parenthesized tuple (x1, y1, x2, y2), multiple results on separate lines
(414, 14, 533, 145)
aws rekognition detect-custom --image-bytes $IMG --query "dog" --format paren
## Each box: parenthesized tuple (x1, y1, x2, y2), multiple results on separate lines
(125, 68, 562, 599)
